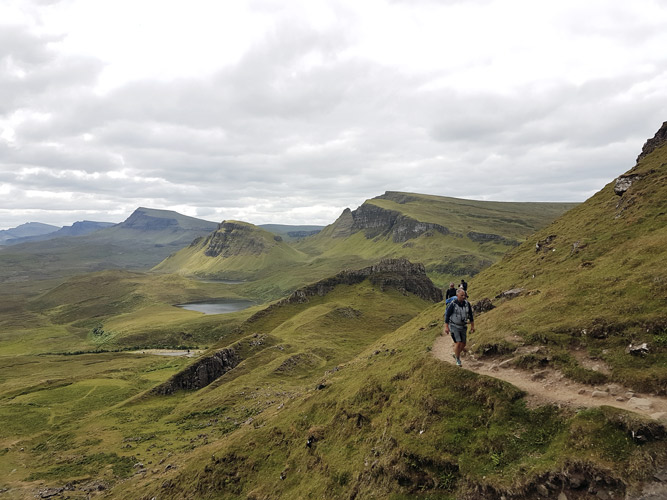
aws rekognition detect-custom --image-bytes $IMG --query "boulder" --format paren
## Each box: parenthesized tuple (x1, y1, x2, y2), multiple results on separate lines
(614, 174, 641, 196)
(626, 343, 649, 356)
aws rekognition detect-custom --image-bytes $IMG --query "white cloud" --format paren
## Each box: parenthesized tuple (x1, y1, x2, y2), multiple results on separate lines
(1, 0, 667, 229)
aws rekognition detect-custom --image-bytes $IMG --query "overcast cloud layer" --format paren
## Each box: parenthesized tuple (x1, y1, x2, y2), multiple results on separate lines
(1, 0, 666, 229)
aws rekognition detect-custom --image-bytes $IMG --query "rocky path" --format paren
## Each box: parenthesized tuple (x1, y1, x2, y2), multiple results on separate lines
(432, 335, 667, 420)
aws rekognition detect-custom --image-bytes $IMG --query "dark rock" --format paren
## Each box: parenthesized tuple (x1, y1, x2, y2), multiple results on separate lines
(151, 347, 240, 395)
(568, 472, 587, 489)
(626, 343, 649, 356)
(330, 201, 449, 242)
(472, 297, 494, 314)
(38, 488, 64, 498)
(636, 121, 667, 163)
(535, 234, 557, 253)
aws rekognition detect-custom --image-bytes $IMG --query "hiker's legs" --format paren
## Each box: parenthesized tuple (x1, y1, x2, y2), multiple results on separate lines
(454, 341, 465, 359)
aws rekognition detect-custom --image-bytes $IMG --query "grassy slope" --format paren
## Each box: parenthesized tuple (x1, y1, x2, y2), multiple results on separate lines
(292, 194, 576, 292)
(1, 267, 663, 498)
(0, 271, 256, 356)
(105, 297, 663, 499)
(469, 145, 667, 392)
(0, 279, 436, 498)
(153, 221, 308, 280)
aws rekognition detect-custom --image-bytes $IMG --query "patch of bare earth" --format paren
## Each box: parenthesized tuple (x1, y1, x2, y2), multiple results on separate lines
(432, 335, 667, 421)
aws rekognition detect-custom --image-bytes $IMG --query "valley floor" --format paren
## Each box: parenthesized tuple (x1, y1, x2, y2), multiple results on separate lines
(432, 335, 667, 420)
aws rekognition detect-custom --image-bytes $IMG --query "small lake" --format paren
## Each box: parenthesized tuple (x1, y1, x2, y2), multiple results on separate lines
(175, 299, 254, 315)
(197, 279, 246, 284)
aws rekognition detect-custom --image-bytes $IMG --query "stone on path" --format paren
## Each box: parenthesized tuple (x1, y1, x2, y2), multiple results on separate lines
(627, 397, 653, 411)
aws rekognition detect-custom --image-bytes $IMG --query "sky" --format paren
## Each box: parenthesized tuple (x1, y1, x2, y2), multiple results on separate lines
(1, 0, 666, 229)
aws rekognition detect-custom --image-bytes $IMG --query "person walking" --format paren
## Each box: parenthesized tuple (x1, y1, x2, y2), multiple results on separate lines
(445, 282, 457, 300)
(443, 288, 475, 367)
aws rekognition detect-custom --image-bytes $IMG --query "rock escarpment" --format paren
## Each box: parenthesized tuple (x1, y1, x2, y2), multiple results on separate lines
(330, 203, 449, 243)
(203, 221, 272, 258)
(152, 348, 240, 395)
(636, 121, 667, 163)
(247, 258, 442, 326)
(615, 121, 667, 196)
(287, 258, 442, 304)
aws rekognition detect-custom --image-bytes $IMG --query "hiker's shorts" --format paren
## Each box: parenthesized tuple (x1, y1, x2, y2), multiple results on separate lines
(449, 324, 467, 344)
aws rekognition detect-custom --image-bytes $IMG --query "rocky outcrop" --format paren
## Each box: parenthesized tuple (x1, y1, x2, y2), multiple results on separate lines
(375, 191, 420, 204)
(331, 203, 449, 243)
(288, 258, 442, 303)
(247, 259, 443, 324)
(614, 174, 642, 196)
(151, 348, 240, 395)
(203, 221, 268, 258)
(636, 121, 667, 163)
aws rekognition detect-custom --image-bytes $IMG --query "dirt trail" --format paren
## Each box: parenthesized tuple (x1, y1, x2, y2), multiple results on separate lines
(432, 335, 667, 420)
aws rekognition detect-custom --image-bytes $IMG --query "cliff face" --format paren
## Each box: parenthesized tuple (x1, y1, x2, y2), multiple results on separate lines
(636, 121, 667, 163)
(203, 221, 276, 258)
(151, 348, 240, 395)
(330, 203, 449, 243)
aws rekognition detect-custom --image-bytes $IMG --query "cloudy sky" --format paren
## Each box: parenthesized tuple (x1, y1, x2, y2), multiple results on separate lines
(1, 0, 666, 229)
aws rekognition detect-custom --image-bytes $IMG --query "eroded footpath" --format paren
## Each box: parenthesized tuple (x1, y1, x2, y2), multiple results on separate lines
(432, 335, 667, 420)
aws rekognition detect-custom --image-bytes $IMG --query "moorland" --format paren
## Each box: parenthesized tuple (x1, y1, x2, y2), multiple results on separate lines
(0, 124, 666, 499)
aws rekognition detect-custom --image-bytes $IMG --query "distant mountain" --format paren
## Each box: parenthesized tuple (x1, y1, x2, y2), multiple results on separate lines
(2, 220, 115, 245)
(0, 208, 219, 283)
(0, 222, 59, 244)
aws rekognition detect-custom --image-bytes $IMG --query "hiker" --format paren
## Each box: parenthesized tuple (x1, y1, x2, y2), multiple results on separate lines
(445, 282, 457, 300)
(443, 288, 475, 367)
(460, 278, 467, 292)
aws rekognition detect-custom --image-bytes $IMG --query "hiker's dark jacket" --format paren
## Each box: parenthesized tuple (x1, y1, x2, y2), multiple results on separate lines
(445, 299, 474, 327)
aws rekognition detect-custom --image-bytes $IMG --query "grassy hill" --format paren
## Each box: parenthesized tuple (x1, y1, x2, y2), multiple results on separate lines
(1, 259, 662, 499)
(298, 192, 576, 286)
(468, 126, 667, 394)
(2, 126, 666, 498)
(154, 194, 576, 303)
(153, 221, 307, 280)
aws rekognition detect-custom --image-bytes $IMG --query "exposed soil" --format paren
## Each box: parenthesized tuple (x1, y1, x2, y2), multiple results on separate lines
(432, 335, 667, 420)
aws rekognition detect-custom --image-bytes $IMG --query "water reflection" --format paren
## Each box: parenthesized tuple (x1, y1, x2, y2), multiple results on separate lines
(175, 299, 254, 314)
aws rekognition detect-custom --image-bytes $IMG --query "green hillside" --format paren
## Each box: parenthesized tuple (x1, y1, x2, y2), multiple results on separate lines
(468, 127, 667, 394)
(154, 194, 576, 302)
(153, 220, 307, 280)
(2, 126, 667, 499)
(1, 260, 662, 499)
